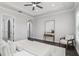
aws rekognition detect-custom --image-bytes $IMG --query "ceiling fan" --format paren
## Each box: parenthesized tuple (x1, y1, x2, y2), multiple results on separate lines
(24, 2, 43, 11)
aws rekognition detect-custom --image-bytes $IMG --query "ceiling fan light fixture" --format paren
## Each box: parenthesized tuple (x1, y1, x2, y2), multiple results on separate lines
(33, 4, 36, 7)
(24, 2, 43, 11)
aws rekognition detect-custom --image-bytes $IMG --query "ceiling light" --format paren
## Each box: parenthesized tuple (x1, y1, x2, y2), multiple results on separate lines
(33, 4, 36, 7)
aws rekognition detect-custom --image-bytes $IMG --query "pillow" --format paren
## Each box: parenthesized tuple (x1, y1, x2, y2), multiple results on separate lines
(1, 40, 16, 56)
(1, 43, 12, 56)
(0, 39, 6, 55)
(0, 39, 6, 46)
(7, 40, 16, 55)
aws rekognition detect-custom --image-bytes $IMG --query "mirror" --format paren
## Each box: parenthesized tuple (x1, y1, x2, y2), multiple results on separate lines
(45, 20, 55, 33)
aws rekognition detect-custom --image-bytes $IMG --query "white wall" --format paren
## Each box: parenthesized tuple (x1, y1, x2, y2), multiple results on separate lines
(31, 9, 75, 43)
(0, 7, 33, 41)
(0, 3, 75, 43)
(75, 2, 79, 55)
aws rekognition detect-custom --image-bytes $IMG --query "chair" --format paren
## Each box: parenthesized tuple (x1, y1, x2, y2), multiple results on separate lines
(59, 35, 75, 48)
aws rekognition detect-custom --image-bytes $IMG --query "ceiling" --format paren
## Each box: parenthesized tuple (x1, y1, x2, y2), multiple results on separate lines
(0, 2, 75, 17)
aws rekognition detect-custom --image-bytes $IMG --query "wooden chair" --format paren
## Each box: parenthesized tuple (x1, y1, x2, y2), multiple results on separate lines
(59, 35, 75, 48)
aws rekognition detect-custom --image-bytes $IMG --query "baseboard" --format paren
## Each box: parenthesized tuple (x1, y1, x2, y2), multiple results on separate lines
(28, 37, 55, 43)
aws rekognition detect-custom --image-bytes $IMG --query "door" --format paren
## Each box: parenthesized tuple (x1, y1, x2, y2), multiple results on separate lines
(27, 21, 32, 38)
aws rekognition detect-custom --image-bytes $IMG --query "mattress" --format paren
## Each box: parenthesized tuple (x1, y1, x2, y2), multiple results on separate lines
(14, 39, 65, 56)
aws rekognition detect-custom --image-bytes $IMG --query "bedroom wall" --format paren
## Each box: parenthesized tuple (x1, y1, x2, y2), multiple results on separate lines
(31, 9, 75, 43)
(0, 7, 33, 41)
(75, 2, 79, 55)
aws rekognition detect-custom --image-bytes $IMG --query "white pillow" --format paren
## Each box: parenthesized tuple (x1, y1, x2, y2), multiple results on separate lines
(1, 40, 16, 56)
(0, 39, 6, 46)
(0, 39, 6, 55)
(7, 40, 16, 55)
(1, 43, 12, 56)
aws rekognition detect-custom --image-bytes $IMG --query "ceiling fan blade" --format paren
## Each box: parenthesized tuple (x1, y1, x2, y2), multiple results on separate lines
(24, 4, 32, 6)
(36, 5, 43, 9)
(31, 2, 35, 4)
(32, 7, 35, 10)
(35, 2, 41, 4)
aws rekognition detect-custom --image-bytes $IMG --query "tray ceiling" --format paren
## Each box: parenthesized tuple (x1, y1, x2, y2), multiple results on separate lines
(0, 2, 74, 16)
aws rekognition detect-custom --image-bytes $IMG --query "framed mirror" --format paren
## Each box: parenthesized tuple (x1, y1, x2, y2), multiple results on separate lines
(44, 20, 55, 33)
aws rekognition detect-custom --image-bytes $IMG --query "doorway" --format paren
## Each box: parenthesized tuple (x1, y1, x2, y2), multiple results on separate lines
(27, 20, 32, 39)
(2, 15, 14, 41)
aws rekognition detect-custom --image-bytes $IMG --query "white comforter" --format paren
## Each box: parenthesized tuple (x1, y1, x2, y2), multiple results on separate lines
(14, 39, 65, 56)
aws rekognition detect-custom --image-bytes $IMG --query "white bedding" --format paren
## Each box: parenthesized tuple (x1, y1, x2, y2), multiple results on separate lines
(14, 39, 65, 56)
(14, 50, 34, 56)
(0, 40, 35, 56)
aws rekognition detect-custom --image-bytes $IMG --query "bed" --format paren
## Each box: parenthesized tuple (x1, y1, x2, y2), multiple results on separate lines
(14, 39, 65, 56)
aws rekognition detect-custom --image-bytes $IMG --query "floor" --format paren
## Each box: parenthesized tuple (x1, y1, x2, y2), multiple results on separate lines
(0, 38, 78, 56)
(28, 38, 79, 56)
